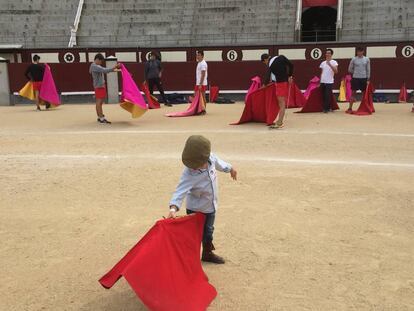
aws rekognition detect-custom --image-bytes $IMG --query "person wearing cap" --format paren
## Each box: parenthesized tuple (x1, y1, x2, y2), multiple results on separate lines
(168, 135, 237, 264)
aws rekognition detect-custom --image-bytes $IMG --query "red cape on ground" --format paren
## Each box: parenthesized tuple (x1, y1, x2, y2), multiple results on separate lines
(399, 83, 407, 102)
(296, 87, 339, 113)
(351, 82, 375, 116)
(141, 82, 161, 109)
(287, 82, 306, 108)
(232, 83, 280, 125)
(99, 213, 217, 311)
(209, 86, 219, 102)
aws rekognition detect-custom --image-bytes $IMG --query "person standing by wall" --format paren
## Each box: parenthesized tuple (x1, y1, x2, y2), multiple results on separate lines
(347, 47, 370, 112)
(144, 51, 171, 107)
(319, 49, 338, 113)
(195, 51, 208, 114)
(25, 55, 46, 111)
(89, 53, 119, 124)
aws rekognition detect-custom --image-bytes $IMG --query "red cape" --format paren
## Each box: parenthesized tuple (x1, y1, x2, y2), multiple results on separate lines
(141, 82, 161, 109)
(399, 83, 407, 102)
(232, 83, 280, 125)
(287, 82, 306, 108)
(99, 213, 217, 311)
(296, 87, 339, 113)
(209, 86, 219, 102)
(351, 82, 375, 116)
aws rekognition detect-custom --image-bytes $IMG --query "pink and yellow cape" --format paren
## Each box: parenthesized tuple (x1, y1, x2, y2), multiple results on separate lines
(119, 64, 148, 118)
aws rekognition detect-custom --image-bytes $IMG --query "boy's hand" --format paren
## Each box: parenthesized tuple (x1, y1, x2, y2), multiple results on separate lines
(230, 168, 237, 181)
(167, 206, 178, 218)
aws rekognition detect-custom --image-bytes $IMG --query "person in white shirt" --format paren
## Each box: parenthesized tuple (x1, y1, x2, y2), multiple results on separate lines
(195, 51, 208, 114)
(319, 49, 338, 113)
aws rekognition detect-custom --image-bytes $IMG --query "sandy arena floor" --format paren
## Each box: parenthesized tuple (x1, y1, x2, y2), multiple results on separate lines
(1, 102, 413, 311)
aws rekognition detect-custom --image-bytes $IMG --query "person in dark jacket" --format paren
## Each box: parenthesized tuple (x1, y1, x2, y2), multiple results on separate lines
(25, 55, 47, 111)
(144, 52, 171, 107)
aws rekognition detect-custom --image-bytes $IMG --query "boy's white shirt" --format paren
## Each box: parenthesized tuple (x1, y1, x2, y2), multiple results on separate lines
(169, 153, 232, 213)
(320, 59, 338, 84)
(196, 60, 208, 85)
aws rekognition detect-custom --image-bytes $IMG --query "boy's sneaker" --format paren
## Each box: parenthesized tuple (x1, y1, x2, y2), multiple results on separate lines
(97, 118, 111, 124)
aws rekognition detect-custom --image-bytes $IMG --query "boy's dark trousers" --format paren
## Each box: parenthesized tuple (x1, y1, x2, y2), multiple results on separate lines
(186, 209, 215, 243)
(147, 78, 167, 103)
(186, 209, 224, 264)
(320, 83, 333, 112)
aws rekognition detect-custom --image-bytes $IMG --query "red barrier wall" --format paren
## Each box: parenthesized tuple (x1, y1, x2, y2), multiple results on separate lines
(8, 57, 414, 92)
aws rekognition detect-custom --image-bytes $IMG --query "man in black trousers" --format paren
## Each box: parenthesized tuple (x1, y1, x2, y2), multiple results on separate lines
(144, 51, 172, 106)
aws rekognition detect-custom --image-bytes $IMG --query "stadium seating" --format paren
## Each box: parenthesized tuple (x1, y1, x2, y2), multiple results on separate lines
(0, 0, 413, 48)
(0, 0, 78, 47)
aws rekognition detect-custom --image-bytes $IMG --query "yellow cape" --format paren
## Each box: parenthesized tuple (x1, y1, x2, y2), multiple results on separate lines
(19, 82, 36, 101)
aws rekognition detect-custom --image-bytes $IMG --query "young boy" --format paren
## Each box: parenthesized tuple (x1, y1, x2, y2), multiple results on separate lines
(168, 135, 237, 264)
(261, 53, 294, 129)
(195, 51, 208, 114)
(25, 55, 48, 111)
(348, 47, 371, 112)
(89, 53, 120, 124)
(144, 51, 171, 106)
(319, 49, 338, 113)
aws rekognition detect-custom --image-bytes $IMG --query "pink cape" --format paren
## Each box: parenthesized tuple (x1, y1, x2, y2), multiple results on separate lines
(297, 87, 340, 113)
(39, 64, 60, 106)
(99, 214, 217, 311)
(232, 82, 280, 125)
(287, 81, 306, 108)
(209, 86, 219, 102)
(165, 91, 205, 117)
(304, 76, 320, 100)
(141, 82, 161, 109)
(399, 83, 407, 102)
(351, 83, 375, 116)
(119, 64, 148, 118)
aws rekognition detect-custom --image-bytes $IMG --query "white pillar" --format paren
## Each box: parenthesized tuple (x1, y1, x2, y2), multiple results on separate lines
(0, 57, 11, 106)
(105, 56, 119, 104)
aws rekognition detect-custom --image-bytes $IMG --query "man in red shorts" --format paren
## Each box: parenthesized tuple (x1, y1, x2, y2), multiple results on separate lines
(261, 53, 294, 129)
(89, 53, 120, 124)
(25, 55, 48, 111)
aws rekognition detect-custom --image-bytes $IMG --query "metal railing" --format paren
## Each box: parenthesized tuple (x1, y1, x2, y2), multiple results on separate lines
(68, 0, 85, 48)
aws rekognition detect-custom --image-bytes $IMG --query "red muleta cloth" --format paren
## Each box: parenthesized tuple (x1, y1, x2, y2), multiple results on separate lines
(99, 213, 217, 311)
(352, 82, 375, 116)
(232, 82, 280, 125)
(297, 87, 339, 113)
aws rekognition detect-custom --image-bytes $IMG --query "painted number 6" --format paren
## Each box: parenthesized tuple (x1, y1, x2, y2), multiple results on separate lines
(402, 45, 414, 58)
(227, 50, 238, 61)
(311, 48, 322, 60)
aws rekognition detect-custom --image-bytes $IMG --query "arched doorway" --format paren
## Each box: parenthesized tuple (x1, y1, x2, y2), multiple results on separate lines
(301, 6, 337, 42)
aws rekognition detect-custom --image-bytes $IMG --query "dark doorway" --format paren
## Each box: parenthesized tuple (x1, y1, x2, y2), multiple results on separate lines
(301, 6, 337, 42)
